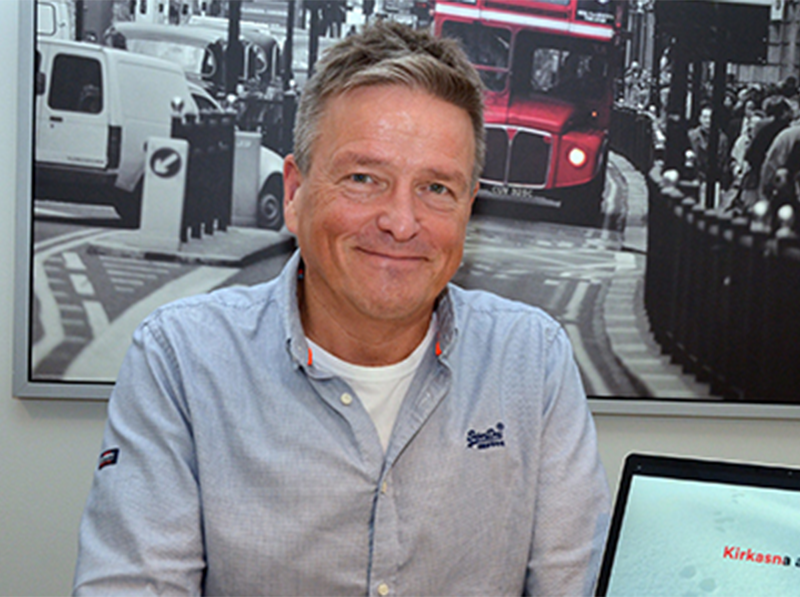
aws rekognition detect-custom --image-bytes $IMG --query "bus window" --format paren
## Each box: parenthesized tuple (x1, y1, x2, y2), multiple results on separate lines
(531, 48, 560, 93)
(440, 21, 510, 92)
(514, 32, 608, 103)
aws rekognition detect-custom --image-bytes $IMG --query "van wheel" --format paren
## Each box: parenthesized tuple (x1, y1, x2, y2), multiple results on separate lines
(115, 182, 143, 229)
(257, 175, 284, 230)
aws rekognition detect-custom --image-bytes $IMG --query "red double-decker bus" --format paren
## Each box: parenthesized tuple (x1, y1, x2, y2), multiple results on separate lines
(434, 0, 627, 225)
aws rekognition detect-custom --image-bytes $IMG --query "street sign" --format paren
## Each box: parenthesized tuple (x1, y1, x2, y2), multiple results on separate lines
(139, 137, 189, 251)
(149, 147, 183, 178)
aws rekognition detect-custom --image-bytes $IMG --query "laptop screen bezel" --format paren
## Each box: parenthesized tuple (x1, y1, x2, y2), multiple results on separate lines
(595, 452, 800, 596)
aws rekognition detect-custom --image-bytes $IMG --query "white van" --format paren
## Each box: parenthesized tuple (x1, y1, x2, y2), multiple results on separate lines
(35, 38, 285, 229)
(35, 38, 200, 225)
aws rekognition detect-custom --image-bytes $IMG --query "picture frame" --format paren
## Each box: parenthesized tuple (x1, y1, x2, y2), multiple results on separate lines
(14, 0, 800, 419)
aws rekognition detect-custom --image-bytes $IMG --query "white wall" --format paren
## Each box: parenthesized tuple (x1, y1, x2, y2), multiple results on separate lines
(1, 2, 799, 595)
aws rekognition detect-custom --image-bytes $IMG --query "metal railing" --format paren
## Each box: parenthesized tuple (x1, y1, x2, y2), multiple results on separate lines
(609, 105, 660, 174)
(645, 172, 800, 401)
(171, 111, 235, 242)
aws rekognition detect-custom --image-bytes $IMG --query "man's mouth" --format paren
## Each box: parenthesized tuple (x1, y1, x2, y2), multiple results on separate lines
(358, 247, 426, 261)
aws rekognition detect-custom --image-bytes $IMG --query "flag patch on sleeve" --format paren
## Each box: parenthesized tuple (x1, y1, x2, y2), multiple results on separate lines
(98, 448, 119, 470)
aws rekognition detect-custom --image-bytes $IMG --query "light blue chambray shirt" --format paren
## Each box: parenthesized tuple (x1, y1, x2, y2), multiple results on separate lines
(74, 251, 610, 596)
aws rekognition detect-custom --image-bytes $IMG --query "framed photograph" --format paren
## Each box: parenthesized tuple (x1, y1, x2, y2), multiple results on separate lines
(14, 0, 800, 419)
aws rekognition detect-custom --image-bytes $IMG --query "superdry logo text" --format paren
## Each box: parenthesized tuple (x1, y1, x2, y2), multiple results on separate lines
(466, 423, 505, 449)
(98, 448, 119, 470)
(722, 545, 792, 566)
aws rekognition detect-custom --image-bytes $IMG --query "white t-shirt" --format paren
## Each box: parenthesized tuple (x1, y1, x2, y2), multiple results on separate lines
(306, 318, 436, 452)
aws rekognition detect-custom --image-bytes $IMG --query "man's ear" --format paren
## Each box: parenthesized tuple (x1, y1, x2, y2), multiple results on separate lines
(468, 181, 479, 210)
(283, 155, 303, 235)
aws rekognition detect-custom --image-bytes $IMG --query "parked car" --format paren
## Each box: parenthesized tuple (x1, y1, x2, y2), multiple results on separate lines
(104, 21, 281, 99)
(186, 14, 283, 83)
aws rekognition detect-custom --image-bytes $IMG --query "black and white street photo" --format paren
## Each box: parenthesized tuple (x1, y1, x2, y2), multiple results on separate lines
(19, 0, 800, 411)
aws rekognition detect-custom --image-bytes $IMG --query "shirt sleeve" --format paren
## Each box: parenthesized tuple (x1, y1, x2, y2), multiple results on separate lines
(73, 317, 205, 596)
(525, 325, 611, 597)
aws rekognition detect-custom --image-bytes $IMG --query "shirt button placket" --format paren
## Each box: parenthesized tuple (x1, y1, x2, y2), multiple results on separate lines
(371, 470, 399, 596)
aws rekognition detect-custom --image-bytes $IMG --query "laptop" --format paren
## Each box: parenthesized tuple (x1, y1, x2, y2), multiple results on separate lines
(596, 453, 800, 597)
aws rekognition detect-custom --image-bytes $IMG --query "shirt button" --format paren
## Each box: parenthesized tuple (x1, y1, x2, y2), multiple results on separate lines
(381, 481, 388, 494)
(377, 583, 390, 596)
(340, 392, 353, 406)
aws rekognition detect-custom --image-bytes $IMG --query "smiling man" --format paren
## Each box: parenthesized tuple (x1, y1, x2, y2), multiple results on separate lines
(284, 83, 475, 366)
(74, 21, 610, 597)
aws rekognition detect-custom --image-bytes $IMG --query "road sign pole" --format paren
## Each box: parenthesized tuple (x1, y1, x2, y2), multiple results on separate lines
(139, 137, 189, 251)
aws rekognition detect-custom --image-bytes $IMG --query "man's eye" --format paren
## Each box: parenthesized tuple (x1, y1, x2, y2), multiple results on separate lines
(351, 173, 373, 184)
(429, 183, 448, 195)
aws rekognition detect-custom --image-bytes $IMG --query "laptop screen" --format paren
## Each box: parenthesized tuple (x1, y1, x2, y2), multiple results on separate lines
(596, 453, 800, 597)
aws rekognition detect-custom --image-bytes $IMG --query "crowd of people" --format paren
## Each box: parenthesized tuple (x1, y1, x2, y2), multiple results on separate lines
(621, 63, 800, 233)
(684, 77, 800, 232)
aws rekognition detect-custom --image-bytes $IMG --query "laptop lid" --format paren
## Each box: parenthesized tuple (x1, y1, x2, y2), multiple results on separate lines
(596, 453, 800, 597)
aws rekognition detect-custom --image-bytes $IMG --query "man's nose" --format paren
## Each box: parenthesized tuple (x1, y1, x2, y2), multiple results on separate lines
(376, 185, 421, 242)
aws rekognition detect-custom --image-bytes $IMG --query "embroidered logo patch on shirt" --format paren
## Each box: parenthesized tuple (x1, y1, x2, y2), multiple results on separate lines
(466, 422, 505, 450)
(98, 448, 119, 470)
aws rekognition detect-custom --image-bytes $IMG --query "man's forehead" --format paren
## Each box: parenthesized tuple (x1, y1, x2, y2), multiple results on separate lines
(318, 85, 473, 138)
(307, 83, 478, 182)
(324, 82, 470, 119)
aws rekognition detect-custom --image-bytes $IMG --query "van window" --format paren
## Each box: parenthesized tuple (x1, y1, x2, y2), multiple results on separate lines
(49, 54, 103, 114)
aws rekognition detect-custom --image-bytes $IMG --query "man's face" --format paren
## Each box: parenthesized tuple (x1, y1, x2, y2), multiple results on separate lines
(699, 107, 712, 132)
(283, 84, 478, 328)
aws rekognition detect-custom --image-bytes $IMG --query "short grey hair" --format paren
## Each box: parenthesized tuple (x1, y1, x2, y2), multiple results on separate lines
(293, 20, 486, 185)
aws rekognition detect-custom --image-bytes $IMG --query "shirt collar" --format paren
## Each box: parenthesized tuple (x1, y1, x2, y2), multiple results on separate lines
(280, 249, 458, 368)
(280, 250, 311, 370)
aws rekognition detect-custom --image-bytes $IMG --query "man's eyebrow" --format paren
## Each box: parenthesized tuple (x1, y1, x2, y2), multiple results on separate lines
(427, 168, 468, 185)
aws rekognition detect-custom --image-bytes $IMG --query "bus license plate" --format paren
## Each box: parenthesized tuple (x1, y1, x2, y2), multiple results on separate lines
(485, 184, 535, 199)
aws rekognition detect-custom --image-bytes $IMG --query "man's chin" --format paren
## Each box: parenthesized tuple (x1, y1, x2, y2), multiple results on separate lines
(354, 291, 434, 323)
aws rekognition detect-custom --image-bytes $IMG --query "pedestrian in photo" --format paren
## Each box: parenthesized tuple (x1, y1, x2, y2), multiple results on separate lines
(72, 21, 610, 597)
(688, 104, 731, 189)
(759, 109, 800, 206)
(735, 95, 792, 211)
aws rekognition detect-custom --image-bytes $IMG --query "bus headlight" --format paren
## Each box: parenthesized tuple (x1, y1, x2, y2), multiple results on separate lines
(567, 146, 588, 168)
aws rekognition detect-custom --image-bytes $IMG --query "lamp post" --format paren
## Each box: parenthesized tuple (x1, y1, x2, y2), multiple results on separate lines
(226, 0, 243, 97)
